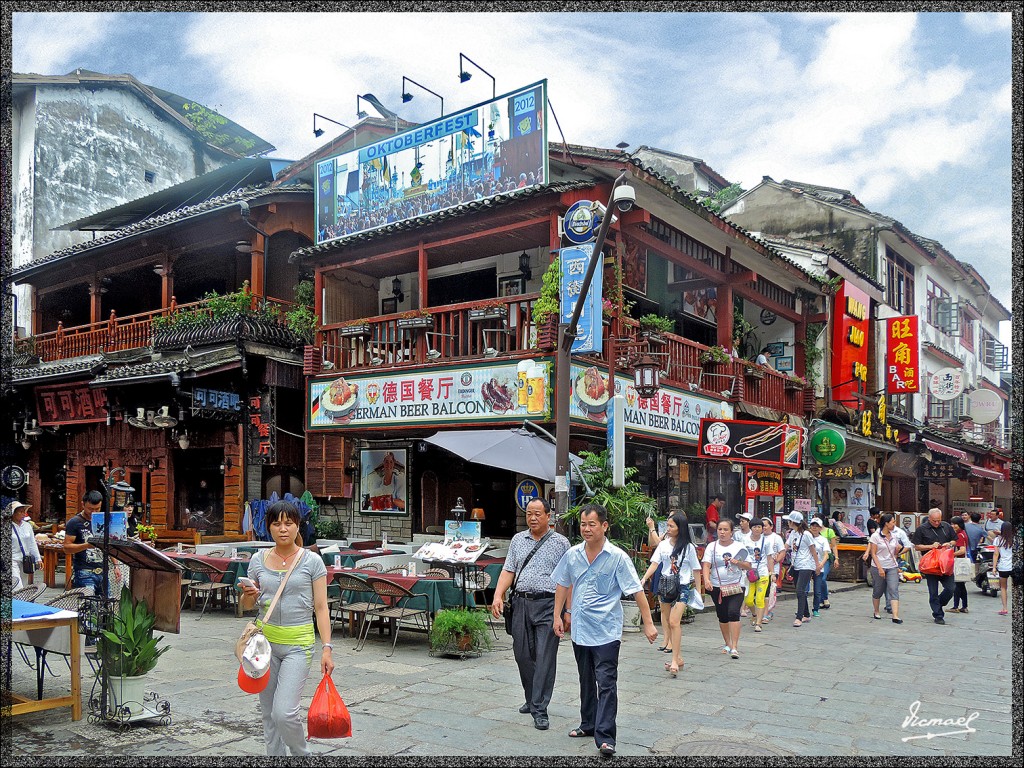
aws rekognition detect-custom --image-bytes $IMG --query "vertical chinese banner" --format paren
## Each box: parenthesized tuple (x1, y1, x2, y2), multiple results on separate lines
(559, 244, 603, 354)
(884, 316, 920, 393)
(247, 388, 276, 465)
(830, 280, 871, 406)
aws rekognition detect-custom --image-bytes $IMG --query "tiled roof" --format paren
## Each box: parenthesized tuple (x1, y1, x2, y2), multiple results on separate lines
(12, 184, 312, 277)
(12, 355, 104, 383)
(91, 347, 241, 385)
(288, 180, 593, 262)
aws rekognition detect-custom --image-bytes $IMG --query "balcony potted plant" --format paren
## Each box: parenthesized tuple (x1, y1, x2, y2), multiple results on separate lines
(428, 608, 493, 657)
(99, 586, 170, 721)
(468, 299, 508, 322)
(396, 309, 434, 331)
(638, 313, 673, 345)
(785, 374, 808, 391)
(531, 258, 560, 350)
(698, 345, 732, 366)
(743, 361, 765, 381)
(339, 319, 372, 338)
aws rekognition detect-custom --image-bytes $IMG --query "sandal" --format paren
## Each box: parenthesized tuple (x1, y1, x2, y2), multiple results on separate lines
(998, 610, 1008, 615)
(754, 624, 762, 632)
(569, 727, 594, 738)
(599, 743, 616, 757)
(721, 645, 730, 653)
(873, 614, 881, 620)
(960, 608, 969, 614)
(668, 663, 678, 677)
(793, 619, 802, 627)
(730, 648, 739, 659)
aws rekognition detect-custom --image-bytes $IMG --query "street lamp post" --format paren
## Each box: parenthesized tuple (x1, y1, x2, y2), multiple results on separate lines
(553, 170, 634, 521)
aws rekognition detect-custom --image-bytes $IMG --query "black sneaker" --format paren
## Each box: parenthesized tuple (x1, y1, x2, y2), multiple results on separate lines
(518, 703, 531, 714)
(934, 617, 946, 625)
(885, 606, 892, 614)
(534, 715, 550, 730)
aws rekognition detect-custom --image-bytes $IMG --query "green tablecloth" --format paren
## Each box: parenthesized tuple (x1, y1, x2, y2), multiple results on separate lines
(328, 568, 478, 611)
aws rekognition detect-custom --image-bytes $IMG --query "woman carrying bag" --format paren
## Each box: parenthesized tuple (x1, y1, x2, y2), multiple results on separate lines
(785, 512, 821, 627)
(642, 512, 702, 677)
(8, 502, 42, 590)
(949, 516, 970, 614)
(239, 501, 334, 756)
(868, 513, 904, 624)
(701, 519, 751, 659)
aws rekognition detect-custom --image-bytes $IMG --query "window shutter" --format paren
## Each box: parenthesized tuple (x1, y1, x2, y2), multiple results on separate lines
(305, 433, 347, 497)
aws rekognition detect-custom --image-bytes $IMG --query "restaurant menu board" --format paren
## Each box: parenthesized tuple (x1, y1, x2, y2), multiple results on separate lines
(831, 482, 873, 532)
(91, 511, 128, 540)
(414, 520, 487, 563)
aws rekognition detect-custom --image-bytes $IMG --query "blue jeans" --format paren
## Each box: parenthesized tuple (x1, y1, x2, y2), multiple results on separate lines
(572, 640, 620, 750)
(73, 568, 104, 595)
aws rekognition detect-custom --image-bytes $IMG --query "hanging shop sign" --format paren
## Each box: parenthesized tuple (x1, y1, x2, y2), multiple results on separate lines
(808, 426, 846, 465)
(247, 389, 276, 465)
(830, 280, 871, 406)
(928, 367, 965, 401)
(515, 479, 541, 511)
(309, 359, 553, 430)
(571, 363, 733, 444)
(562, 200, 600, 244)
(315, 81, 547, 245)
(967, 389, 1002, 425)
(35, 383, 108, 426)
(922, 461, 957, 480)
(885, 315, 920, 393)
(697, 418, 805, 468)
(745, 467, 783, 496)
(812, 464, 854, 479)
(2, 465, 28, 491)
(192, 387, 243, 418)
(560, 244, 603, 354)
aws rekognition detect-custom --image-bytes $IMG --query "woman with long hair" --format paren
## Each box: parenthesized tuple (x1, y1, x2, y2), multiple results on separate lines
(642, 512, 701, 676)
(867, 513, 903, 624)
(701, 519, 752, 659)
(239, 501, 334, 756)
(949, 516, 970, 614)
(785, 512, 821, 627)
(990, 521, 1014, 616)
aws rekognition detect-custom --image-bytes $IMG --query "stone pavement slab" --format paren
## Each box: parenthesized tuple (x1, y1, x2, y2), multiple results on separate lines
(4, 580, 1015, 757)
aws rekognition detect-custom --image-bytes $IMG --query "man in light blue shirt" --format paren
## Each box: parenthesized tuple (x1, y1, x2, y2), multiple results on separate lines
(553, 503, 657, 758)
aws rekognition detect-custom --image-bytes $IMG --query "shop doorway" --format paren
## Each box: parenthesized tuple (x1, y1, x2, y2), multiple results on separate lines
(173, 448, 224, 534)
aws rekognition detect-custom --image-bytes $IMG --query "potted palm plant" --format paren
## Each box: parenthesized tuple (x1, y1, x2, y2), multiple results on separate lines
(428, 608, 493, 657)
(99, 586, 170, 720)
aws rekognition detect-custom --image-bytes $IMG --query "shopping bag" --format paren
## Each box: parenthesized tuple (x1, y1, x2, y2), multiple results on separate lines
(953, 557, 974, 583)
(307, 674, 352, 739)
(918, 547, 954, 577)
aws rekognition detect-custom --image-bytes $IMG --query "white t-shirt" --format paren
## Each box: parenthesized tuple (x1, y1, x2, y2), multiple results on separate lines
(702, 540, 749, 587)
(787, 530, 817, 571)
(993, 536, 1013, 572)
(734, 528, 753, 547)
(744, 535, 778, 578)
(651, 540, 700, 583)
(812, 534, 830, 563)
(869, 530, 902, 570)
(893, 526, 912, 548)
(761, 532, 785, 574)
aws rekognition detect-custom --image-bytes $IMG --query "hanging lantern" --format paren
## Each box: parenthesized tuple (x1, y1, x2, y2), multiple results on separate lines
(633, 355, 660, 399)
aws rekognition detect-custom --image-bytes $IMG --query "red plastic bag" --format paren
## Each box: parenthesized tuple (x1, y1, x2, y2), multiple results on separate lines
(307, 675, 351, 739)
(919, 547, 954, 577)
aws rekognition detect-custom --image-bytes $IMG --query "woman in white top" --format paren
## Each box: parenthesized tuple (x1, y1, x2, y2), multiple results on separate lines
(809, 519, 831, 617)
(642, 512, 701, 677)
(743, 519, 780, 632)
(990, 522, 1014, 616)
(701, 519, 752, 660)
(760, 517, 785, 622)
(868, 513, 903, 623)
(785, 512, 821, 627)
(8, 501, 42, 590)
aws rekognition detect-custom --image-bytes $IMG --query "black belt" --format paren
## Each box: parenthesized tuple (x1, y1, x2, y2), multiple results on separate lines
(517, 591, 555, 600)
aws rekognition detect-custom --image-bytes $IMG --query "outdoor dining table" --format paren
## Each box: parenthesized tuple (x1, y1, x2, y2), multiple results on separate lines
(319, 549, 395, 569)
(40, 542, 70, 589)
(9, 600, 82, 721)
(326, 566, 475, 614)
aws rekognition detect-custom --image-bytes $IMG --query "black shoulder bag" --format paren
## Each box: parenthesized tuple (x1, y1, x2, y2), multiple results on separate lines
(503, 531, 552, 635)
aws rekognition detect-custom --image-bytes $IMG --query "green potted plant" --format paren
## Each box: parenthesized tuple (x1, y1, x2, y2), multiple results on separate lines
(699, 345, 732, 366)
(339, 318, 372, 338)
(396, 308, 434, 330)
(638, 313, 673, 345)
(99, 586, 170, 717)
(530, 259, 560, 349)
(134, 523, 158, 546)
(428, 608, 493, 656)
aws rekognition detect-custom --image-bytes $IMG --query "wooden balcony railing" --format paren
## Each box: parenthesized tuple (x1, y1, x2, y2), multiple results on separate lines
(21, 295, 295, 363)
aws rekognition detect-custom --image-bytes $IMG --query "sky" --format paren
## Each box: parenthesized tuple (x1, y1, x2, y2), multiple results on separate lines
(11, 9, 1015, 324)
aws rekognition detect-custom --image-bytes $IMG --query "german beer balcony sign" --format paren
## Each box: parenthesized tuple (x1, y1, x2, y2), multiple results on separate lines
(697, 418, 805, 468)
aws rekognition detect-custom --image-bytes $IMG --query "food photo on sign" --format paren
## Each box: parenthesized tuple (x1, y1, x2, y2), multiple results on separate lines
(697, 418, 805, 468)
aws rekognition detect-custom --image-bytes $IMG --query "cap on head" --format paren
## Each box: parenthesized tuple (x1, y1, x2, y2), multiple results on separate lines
(786, 511, 804, 524)
(810, 518, 824, 528)
(738, 512, 753, 521)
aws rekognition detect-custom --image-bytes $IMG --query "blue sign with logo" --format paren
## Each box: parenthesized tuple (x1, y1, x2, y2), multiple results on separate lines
(563, 200, 599, 245)
(560, 244, 603, 355)
(515, 479, 541, 511)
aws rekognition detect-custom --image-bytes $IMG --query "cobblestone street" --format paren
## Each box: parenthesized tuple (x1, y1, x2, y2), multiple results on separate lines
(6, 580, 1015, 757)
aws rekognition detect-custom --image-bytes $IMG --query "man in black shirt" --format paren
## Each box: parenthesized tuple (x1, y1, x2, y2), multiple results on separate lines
(63, 490, 104, 594)
(911, 507, 956, 624)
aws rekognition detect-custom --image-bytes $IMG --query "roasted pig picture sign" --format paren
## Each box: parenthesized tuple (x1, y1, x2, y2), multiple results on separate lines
(697, 418, 805, 468)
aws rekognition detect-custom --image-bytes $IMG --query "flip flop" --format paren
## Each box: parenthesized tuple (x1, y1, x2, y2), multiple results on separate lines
(599, 743, 616, 757)
(721, 645, 730, 653)
(569, 727, 594, 738)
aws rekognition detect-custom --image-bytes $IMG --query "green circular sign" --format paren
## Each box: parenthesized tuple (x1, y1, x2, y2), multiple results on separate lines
(809, 427, 846, 465)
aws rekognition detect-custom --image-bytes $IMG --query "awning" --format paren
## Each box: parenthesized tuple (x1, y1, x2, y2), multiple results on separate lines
(423, 426, 582, 483)
(922, 438, 968, 462)
(960, 463, 1005, 482)
(883, 450, 921, 478)
(736, 402, 806, 430)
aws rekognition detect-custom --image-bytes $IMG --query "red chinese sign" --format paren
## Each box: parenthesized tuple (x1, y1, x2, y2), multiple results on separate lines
(745, 467, 784, 496)
(247, 390, 276, 465)
(830, 280, 871, 406)
(35, 384, 107, 426)
(885, 316, 920, 393)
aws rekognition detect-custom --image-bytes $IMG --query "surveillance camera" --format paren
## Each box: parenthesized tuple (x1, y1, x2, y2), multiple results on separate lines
(612, 184, 636, 212)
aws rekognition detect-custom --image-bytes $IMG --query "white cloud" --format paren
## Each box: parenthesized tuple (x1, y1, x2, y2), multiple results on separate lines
(12, 13, 110, 74)
(961, 12, 1012, 34)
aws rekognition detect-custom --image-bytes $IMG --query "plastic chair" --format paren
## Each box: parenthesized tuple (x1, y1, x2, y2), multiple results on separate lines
(331, 572, 376, 640)
(178, 557, 236, 619)
(356, 577, 432, 657)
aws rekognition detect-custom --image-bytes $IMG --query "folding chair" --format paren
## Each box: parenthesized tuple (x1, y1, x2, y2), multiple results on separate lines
(331, 572, 376, 640)
(356, 576, 431, 657)
(178, 557, 235, 619)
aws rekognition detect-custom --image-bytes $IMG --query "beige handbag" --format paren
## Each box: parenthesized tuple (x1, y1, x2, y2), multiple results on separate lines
(235, 549, 303, 663)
